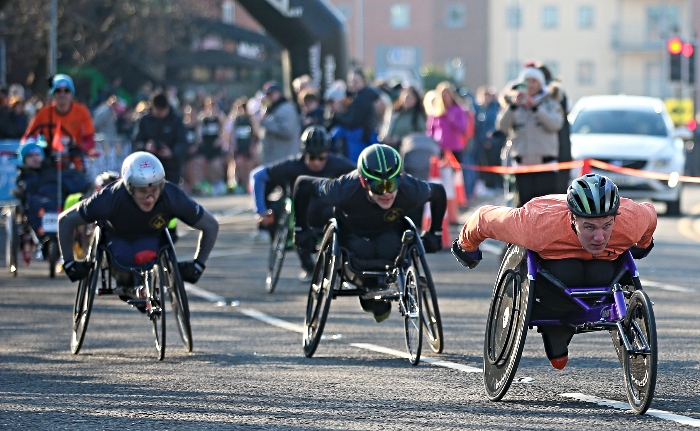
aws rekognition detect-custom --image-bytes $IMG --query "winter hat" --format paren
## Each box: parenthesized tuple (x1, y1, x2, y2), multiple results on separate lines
(518, 67, 546, 89)
(51, 74, 75, 95)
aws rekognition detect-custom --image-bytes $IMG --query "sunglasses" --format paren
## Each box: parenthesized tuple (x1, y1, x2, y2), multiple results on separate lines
(306, 154, 328, 162)
(365, 177, 401, 195)
(54, 88, 71, 94)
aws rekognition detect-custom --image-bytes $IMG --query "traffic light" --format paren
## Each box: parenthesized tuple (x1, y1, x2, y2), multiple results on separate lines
(686, 43, 696, 84)
(668, 37, 683, 81)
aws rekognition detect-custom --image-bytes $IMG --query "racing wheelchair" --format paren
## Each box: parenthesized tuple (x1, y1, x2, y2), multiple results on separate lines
(71, 223, 192, 361)
(484, 244, 657, 414)
(265, 195, 294, 293)
(303, 217, 443, 365)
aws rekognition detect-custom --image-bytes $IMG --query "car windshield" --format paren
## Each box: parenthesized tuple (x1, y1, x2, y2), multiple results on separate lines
(571, 109, 668, 137)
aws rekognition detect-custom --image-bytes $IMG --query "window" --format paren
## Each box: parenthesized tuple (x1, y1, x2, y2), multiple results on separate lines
(577, 61, 595, 85)
(542, 6, 558, 29)
(578, 5, 594, 29)
(506, 60, 521, 81)
(337, 3, 352, 20)
(647, 6, 680, 42)
(506, 5, 521, 29)
(390, 4, 410, 29)
(446, 3, 467, 28)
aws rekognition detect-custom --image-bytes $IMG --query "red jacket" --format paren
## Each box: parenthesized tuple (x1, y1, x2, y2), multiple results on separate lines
(458, 195, 657, 261)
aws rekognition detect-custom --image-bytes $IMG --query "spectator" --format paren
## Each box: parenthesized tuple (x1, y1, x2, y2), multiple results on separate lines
(474, 86, 503, 192)
(23, 74, 96, 171)
(299, 90, 325, 128)
(259, 81, 301, 164)
(7, 95, 28, 139)
(223, 97, 258, 194)
(382, 86, 426, 150)
(323, 85, 350, 156)
(181, 104, 201, 195)
(496, 66, 564, 206)
(92, 94, 119, 139)
(335, 68, 379, 163)
(132, 92, 189, 186)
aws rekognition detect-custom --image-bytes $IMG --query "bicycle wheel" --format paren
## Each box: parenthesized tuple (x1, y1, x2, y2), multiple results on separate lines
(160, 248, 192, 352)
(402, 265, 422, 365)
(266, 208, 291, 293)
(413, 249, 443, 353)
(302, 222, 338, 358)
(621, 290, 657, 414)
(71, 230, 102, 354)
(483, 244, 533, 401)
(151, 269, 167, 361)
(5, 206, 18, 276)
(47, 237, 59, 278)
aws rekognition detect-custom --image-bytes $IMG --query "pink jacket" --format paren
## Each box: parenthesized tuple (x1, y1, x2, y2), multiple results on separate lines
(427, 104, 467, 152)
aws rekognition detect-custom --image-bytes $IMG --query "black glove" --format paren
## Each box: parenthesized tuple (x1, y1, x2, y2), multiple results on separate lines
(294, 227, 317, 252)
(629, 240, 654, 260)
(178, 260, 205, 284)
(421, 231, 442, 253)
(451, 239, 482, 269)
(63, 260, 92, 282)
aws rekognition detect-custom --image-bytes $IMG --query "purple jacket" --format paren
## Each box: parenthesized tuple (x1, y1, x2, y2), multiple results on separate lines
(427, 104, 467, 152)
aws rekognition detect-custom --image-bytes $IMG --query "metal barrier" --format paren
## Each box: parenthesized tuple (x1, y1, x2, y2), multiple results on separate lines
(0, 139, 21, 207)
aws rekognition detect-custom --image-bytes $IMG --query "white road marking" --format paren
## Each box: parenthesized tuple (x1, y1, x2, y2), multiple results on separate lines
(207, 248, 251, 258)
(184, 283, 226, 303)
(560, 393, 700, 427)
(642, 280, 696, 293)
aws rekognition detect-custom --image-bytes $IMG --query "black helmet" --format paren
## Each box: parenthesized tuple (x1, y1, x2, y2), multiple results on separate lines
(567, 173, 620, 218)
(300, 125, 331, 156)
(357, 144, 403, 194)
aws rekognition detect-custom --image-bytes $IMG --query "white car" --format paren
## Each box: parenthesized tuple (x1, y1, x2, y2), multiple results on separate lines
(569, 95, 686, 215)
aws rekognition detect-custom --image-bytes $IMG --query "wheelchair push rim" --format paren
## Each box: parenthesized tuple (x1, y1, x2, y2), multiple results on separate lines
(302, 222, 337, 358)
(71, 229, 102, 355)
(402, 265, 422, 365)
(483, 244, 533, 401)
(621, 289, 657, 414)
(266, 208, 291, 293)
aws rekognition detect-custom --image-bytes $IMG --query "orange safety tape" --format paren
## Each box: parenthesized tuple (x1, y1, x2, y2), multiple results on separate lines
(465, 159, 700, 184)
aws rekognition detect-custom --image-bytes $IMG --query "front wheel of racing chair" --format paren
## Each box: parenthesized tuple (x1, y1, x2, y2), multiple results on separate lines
(266, 197, 293, 293)
(151, 262, 167, 361)
(618, 290, 657, 414)
(483, 244, 534, 401)
(302, 219, 340, 358)
(71, 225, 102, 354)
(412, 247, 443, 354)
(159, 230, 193, 352)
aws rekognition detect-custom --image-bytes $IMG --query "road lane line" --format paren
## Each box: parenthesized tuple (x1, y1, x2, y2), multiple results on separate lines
(207, 248, 251, 258)
(642, 280, 696, 292)
(560, 393, 700, 427)
(184, 283, 227, 302)
(351, 343, 482, 372)
(239, 308, 305, 333)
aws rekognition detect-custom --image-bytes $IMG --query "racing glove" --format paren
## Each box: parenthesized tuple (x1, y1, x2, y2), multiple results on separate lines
(421, 231, 442, 253)
(63, 260, 92, 282)
(451, 239, 482, 269)
(294, 227, 317, 252)
(178, 260, 206, 284)
(629, 240, 654, 260)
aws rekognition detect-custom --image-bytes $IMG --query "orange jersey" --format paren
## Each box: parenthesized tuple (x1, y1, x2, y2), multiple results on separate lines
(24, 102, 95, 152)
(458, 195, 657, 261)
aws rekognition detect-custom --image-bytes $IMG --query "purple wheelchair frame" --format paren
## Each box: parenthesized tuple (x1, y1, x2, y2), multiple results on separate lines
(526, 249, 639, 332)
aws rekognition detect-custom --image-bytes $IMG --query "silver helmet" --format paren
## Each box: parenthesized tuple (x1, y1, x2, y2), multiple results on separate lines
(121, 151, 165, 192)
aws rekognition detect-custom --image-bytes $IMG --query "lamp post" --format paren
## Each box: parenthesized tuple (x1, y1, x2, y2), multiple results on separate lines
(48, 0, 57, 77)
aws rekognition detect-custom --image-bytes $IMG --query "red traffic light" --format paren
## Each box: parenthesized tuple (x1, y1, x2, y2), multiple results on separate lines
(683, 43, 695, 58)
(668, 37, 683, 54)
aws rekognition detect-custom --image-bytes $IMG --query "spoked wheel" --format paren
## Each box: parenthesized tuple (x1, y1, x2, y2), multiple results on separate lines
(483, 244, 533, 401)
(150, 269, 167, 361)
(160, 248, 192, 352)
(621, 290, 657, 414)
(5, 206, 18, 276)
(266, 206, 291, 293)
(71, 229, 102, 354)
(412, 249, 443, 353)
(47, 238, 59, 278)
(302, 222, 338, 358)
(402, 265, 422, 365)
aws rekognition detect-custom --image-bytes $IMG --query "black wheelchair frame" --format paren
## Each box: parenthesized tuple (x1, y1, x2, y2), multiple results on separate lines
(71, 225, 192, 361)
(483, 244, 657, 414)
(303, 217, 443, 365)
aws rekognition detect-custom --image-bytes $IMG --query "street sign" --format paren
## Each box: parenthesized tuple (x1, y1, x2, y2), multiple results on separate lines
(665, 98, 694, 126)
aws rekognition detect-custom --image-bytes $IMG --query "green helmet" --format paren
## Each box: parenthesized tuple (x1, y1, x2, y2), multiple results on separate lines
(357, 144, 403, 194)
(567, 173, 620, 218)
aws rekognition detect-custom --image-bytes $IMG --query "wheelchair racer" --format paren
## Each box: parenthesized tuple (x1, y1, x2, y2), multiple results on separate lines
(293, 143, 447, 322)
(57, 151, 219, 291)
(452, 173, 657, 370)
(252, 125, 355, 281)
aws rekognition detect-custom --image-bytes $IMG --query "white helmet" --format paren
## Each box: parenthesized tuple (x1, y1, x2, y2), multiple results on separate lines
(121, 151, 165, 192)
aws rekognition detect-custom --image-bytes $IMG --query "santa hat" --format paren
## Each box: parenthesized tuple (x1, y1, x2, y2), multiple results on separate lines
(518, 67, 546, 89)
